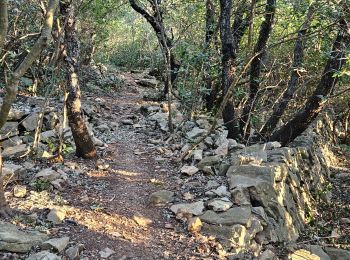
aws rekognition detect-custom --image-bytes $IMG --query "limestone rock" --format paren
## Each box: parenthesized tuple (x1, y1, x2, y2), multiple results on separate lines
(47, 208, 66, 224)
(186, 127, 207, 140)
(135, 78, 158, 88)
(149, 190, 174, 205)
(324, 247, 350, 260)
(35, 168, 61, 182)
(197, 156, 221, 170)
(42, 236, 70, 252)
(0, 122, 19, 140)
(200, 206, 252, 226)
(202, 223, 248, 248)
(192, 149, 203, 161)
(13, 185, 27, 198)
(99, 247, 116, 258)
(170, 201, 205, 216)
(22, 113, 40, 131)
(180, 165, 199, 176)
(207, 198, 233, 212)
(2, 163, 24, 183)
(1, 136, 23, 148)
(27, 251, 60, 260)
(66, 245, 83, 260)
(306, 245, 331, 260)
(0, 220, 48, 253)
(215, 139, 229, 156)
(2, 144, 29, 158)
(66, 245, 84, 260)
(259, 249, 276, 260)
(231, 187, 251, 206)
(289, 249, 322, 260)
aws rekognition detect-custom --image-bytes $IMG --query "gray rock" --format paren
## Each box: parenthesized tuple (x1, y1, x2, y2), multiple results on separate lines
(259, 249, 276, 260)
(215, 139, 229, 156)
(200, 206, 252, 225)
(42, 237, 70, 252)
(170, 201, 205, 216)
(47, 208, 66, 224)
(186, 127, 207, 140)
(231, 187, 251, 206)
(1, 136, 23, 148)
(149, 190, 175, 205)
(27, 251, 60, 260)
(197, 155, 221, 170)
(192, 149, 203, 161)
(40, 130, 56, 142)
(22, 113, 40, 131)
(0, 220, 48, 253)
(289, 249, 324, 260)
(180, 165, 199, 176)
(2, 163, 24, 183)
(202, 223, 248, 248)
(35, 168, 61, 182)
(66, 245, 83, 260)
(99, 247, 116, 258)
(135, 78, 158, 88)
(0, 122, 19, 140)
(206, 180, 220, 189)
(324, 247, 350, 260)
(212, 185, 231, 197)
(306, 245, 331, 260)
(2, 144, 29, 158)
(207, 198, 233, 212)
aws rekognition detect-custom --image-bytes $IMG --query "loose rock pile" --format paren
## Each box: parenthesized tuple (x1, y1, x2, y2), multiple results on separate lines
(143, 101, 349, 259)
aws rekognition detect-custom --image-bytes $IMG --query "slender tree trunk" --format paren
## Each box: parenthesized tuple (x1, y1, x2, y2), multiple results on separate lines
(62, 1, 97, 159)
(220, 0, 240, 139)
(204, 0, 216, 110)
(261, 3, 316, 137)
(240, 0, 276, 137)
(129, 0, 180, 100)
(270, 19, 350, 146)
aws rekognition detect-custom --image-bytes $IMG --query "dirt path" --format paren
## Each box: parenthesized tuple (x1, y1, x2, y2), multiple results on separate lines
(59, 75, 200, 259)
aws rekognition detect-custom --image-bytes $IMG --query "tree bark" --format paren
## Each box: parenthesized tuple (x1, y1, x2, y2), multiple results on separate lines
(261, 3, 315, 137)
(240, 0, 276, 137)
(204, 0, 216, 110)
(219, 0, 240, 139)
(62, 1, 97, 159)
(270, 19, 350, 146)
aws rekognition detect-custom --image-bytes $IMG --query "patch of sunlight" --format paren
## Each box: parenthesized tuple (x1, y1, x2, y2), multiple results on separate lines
(113, 169, 141, 176)
(69, 207, 151, 245)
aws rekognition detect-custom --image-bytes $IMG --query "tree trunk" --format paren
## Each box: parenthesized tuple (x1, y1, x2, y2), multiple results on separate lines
(261, 3, 315, 137)
(62, 1, 97, 159)
(204, 0, 216, 110)
(270, 19, 350, 146)
(219, 0, 240, 139)
(129, 0, 181, 100)
(240, 0, 276, 137)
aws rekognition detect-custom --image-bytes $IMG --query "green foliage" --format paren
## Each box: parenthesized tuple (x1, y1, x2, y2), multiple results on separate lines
(34, 179, 51, 192)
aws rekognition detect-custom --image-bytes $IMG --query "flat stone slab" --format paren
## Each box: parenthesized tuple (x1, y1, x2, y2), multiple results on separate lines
(0, 221, 48, 253)
(200, 206, 252, 226)
(170, 201, 205, 216)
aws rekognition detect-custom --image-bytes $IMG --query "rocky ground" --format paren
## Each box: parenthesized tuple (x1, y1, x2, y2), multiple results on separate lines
(0, 68, 349, 259)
